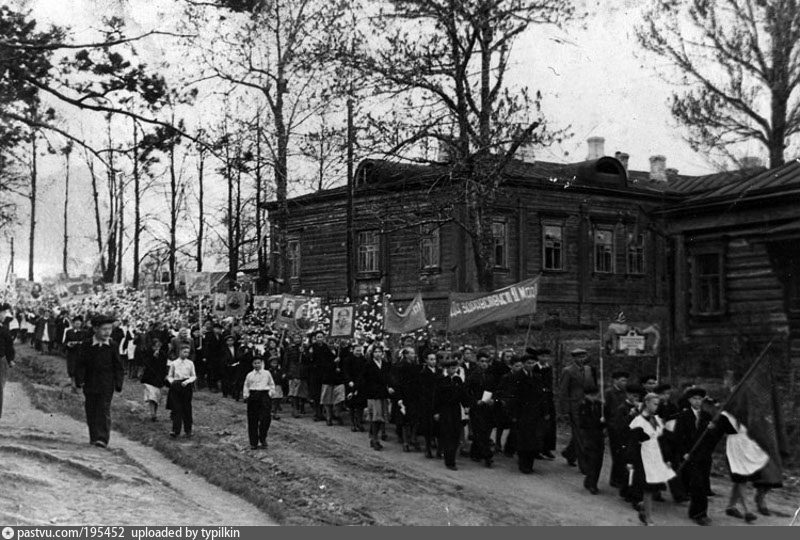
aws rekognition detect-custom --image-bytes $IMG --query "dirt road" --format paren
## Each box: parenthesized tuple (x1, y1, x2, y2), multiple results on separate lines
(7, 347, 799, 525)
(0, 381, 275, 526)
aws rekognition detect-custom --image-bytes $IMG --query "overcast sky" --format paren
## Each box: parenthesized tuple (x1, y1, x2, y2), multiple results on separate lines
(1, 0, 766, 283)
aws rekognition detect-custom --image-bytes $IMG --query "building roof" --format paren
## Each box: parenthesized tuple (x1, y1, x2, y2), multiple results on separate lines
(683, 159, 800, 204)
(266, 157, 774, 211)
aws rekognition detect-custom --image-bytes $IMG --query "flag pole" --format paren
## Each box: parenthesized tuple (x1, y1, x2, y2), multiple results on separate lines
(677, 335, 777, 472)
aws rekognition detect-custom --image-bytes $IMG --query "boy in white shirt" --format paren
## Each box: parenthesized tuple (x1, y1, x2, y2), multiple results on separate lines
(243, 356, 276, 450)
(167, 344, 197, 438)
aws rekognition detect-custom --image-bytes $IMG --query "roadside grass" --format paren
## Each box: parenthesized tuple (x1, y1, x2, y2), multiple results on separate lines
(10, 349, 369, 525)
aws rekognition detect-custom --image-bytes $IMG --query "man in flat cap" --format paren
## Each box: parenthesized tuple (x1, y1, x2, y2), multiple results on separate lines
(75, 314, 124, 448)
(559, 348, 596, 466)
(673, 386, 715, 525)
(0, 303, 16, 420)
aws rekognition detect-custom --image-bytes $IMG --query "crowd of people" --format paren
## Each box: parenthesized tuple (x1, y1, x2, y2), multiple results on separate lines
(0, 290, 786, 526)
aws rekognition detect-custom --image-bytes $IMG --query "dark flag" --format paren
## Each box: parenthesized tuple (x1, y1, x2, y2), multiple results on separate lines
(723, 351, 789, 486)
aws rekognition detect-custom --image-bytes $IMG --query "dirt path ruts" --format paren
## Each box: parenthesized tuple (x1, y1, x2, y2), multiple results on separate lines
(0, 382, 275, 526)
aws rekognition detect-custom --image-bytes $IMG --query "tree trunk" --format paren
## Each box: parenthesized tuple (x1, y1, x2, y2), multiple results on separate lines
(103, 121, 118, 283)
(169, 136, 177, 293)
(196, 145, 204, 272)
(62, 149, 70, 277)
(226, 137, 236, 290)
(274, 69, 289, 292)
(234, 156, 242, 277)
(116, 162, 124, 284)
(132, 121, 141, 288)
(255, 115, 265, 292)
(28, 126, 36, 282)
(88, 158, 107, 276)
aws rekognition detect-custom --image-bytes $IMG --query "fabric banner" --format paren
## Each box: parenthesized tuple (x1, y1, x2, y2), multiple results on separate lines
(275, 295, 321, 333)
(383, 293, 427, 334)
(447, 277, 539, 332)
(723, 354, 789, 487)
(185, 272, 213, 296)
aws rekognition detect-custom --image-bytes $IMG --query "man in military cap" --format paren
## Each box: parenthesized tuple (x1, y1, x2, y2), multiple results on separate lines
(559, 348, 596, 466)
(75, 314, 124, 448)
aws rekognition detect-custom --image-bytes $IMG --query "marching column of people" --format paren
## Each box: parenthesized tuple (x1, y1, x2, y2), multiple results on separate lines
(1, 299, 784, 527)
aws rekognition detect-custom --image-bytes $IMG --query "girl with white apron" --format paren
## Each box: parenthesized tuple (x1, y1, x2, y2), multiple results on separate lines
(717, 411, 769, 522)
(627, 393, 676, 525)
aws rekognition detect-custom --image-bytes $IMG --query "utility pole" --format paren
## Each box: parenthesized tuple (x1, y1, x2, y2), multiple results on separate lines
(346, 89, 355, 301)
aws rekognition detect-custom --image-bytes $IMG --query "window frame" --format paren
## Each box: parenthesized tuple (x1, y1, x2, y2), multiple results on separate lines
(542, 222, 565, 272)
(287, 238, 301, 279)
(357, 229, 381, 275)
(492, 218, 509, 270)
(593, 226, 615, 274)
(626, 231, 645, 275)
(419, 223, 442, 272)
(690, 248, 726, 317)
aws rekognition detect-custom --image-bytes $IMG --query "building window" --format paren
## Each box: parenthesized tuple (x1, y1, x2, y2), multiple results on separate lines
(420, 224, 441, 270)
(492, 219, 508, 268)
(543, 225, 563, 270)
(357, 230, 380, 273)
(287, 239, 301, 278)
(594, 228, 614, 273)
(692, 252, 725, 315)
(627, 233, 645, 274)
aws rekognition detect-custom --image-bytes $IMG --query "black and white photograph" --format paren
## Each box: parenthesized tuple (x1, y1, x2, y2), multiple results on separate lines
(1, 0, 800, 530)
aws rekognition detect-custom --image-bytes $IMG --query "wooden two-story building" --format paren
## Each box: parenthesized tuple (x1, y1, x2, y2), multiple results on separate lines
(265, 139, 684, 331)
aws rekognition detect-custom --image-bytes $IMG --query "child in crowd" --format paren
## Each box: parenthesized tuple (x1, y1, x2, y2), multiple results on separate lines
(268, 355, 285, 419)
(166, 344, 196, 438)
(243, 356, 276, 450)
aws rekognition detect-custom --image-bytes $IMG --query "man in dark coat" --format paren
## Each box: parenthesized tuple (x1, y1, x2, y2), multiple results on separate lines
(530, 348, 556, 459)
(202, 323, 225, 391)
(75, 314, 124, 448)
(610, 383, 643, 502)
(559, 348, 596, 466)
(63, 316, 88, 388)
(396, 347, 422, 451)
(509, 354, 546, 474)
(220, 334, 240, 398)
(418, 352, 440, 458)
(604, 370, 629, 488)
(496, 356, 524, 456)
(0, 303, 16, 420)
(673, 387, 715, 526)
(578, 385, 605, 494)
(434, 359, 469, 470)
(465, 350, 495, 467)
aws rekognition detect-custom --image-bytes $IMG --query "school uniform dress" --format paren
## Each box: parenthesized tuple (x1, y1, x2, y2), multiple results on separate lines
(167, 358, 197, 436)
(342, 351, 367, 415)
(627, 413, 675, 500)
(610, 399, 639, 498)
(140, 347, 169, 404)
(717, 411, 769, 484)
(359, 358, 392, 423)
(604, 385, 628, 488)
(75, 338, 124, 446)
(319, 345, 345, 406)
(243, 368, 276, 447)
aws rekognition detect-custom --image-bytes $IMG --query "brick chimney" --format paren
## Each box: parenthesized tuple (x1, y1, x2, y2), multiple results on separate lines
(649, 155, 667, 182)
(587, 136, 605, 160)
(614, 151, 630, 171)
(740, 156, 764, 169)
